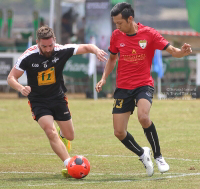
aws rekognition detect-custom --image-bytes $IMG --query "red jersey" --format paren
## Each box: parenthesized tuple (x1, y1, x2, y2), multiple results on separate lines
(109, 23, 169, 89)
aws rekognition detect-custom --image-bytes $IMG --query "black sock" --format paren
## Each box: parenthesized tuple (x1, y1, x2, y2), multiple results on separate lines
(143, 122, 161, 159)
(121, 132, 144, 156)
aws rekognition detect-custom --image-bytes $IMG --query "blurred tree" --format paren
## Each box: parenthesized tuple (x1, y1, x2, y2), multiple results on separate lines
(185, 0, 200, 32)
(33, 11, 39, 39)
(7, 9, 13, 38)
(0, 0, 50, 11)
(111, 0, 134, 7)
(0, 9, 3, 37)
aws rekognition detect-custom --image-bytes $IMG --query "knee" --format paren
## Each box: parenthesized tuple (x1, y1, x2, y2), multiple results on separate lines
(114, 129, 126, 140)
(62, 129, 74, 141)
(67, 131, 74, 141)
(138, 113, 150, 126)
(44, 126, 59, 141)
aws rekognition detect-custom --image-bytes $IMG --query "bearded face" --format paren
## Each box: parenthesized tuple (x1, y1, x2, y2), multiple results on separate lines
(37, 38, 55, 58)
(38, 46, 54, 58)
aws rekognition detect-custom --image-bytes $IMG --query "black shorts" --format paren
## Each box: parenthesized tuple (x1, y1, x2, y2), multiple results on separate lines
(112, 86, 154, 114)
(28, 96, 71, 121)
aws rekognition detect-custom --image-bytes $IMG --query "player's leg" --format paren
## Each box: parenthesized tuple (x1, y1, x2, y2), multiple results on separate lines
(113, 98, 153, 176)
(38, 115, 70, 162)
(113, 112, 144, 156)
(53, 96, 74, 152)
(28, 101, 71, 177)
(136, 87, 169, 173)
(56, 119, 74, 152)
(137, 98, 161, 155)
(38, 115, 71, 177)
(56, 119, 74, 141)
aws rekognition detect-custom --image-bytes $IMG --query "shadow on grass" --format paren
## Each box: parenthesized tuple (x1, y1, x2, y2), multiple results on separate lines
(2, 173, 169, 186)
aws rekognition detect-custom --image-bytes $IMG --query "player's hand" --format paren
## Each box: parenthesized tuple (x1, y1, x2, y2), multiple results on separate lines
(96, 49, 108, 62)
(95, 79, 106, 93)
(20, 86, 31, 96)
(181, 43, 192, 56)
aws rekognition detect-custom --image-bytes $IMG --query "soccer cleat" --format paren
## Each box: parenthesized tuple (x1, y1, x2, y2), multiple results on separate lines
(139, 147, 154, 177)
(155, 156, 170, 173)
(56, 127, 71, 152)
(61, 169, 72, 178)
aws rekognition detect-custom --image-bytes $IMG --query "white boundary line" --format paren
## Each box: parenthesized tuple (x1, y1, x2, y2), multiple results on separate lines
(0, 171, 199, 176)
(0, 172, 200, 187)
(1, 152, 200, 162)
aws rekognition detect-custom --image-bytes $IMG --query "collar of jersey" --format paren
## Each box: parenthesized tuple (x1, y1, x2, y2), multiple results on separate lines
(126, 33, 137, 37)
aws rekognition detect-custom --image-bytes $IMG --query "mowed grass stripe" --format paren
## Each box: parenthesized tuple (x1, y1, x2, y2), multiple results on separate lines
(0, 98, 200, 189)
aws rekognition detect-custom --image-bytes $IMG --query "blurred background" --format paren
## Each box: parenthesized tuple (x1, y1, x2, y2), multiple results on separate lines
(0, 0, 200, 99)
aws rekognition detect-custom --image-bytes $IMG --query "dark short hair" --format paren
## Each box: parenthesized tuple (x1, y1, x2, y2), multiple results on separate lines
(36, 25, 55, 40)
(111, 2, 134, 21)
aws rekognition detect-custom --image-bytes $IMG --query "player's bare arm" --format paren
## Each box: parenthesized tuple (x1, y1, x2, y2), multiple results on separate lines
(166, 43, 192, 58)
(96, 53, 118, 93)
(7, 67, 31, 96)
(76, 44, 108, 62)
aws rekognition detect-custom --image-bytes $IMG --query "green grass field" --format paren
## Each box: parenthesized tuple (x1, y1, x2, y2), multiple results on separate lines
(0, 97, 200, 189)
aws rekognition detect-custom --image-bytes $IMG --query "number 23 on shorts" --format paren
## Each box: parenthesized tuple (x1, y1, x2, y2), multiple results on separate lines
(113, 99, 124, 109)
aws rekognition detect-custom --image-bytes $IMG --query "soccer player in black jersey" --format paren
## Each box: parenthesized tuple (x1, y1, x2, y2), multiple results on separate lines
(7, 25, 107, 176)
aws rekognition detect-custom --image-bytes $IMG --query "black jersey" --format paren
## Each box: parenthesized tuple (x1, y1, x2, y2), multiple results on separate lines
(15, 43, 79, 102)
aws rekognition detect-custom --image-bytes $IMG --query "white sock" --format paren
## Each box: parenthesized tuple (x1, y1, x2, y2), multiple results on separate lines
(60, 130, 64, 138)
(139, 152, 145, 159)
(64, 158, 71, 168)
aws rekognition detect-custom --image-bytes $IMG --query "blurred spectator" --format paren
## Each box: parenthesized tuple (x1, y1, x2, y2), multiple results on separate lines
(39, 17, 45, 27)
(61, 8, 73, 44)
(77, 17, 85, 44)
(99, 35, 107, 51)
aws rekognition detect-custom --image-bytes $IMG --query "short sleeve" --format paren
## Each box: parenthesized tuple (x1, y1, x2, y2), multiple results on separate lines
(15, 57, 27, 71)
(55, 44, 79, 56)
(64, 44, 79, 55)
(108, 32, 119, 55)
(152, 29, 169, 50)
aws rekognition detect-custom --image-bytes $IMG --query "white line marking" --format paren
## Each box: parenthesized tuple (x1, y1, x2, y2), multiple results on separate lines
(0, 172, 200, 187)
(0, 153, 200, 161)
(0, 172, 199, 187)
(27, 183, 56, 187)
(1, 171, 200, 177)
(0, 171, 55, 174)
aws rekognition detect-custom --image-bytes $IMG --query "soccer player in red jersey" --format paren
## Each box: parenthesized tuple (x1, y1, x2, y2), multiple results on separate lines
(96, 3, 192, 177)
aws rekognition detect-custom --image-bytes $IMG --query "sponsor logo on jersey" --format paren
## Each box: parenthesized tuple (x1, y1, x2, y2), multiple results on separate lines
(122, 54, 146, 62)
(37, 67, 56, 86)
(120, 43, 125, 47)
(52, 57, 59, 63)
(32, 63, 39, 67)
(42, 60, 49, 68)
(139, 40, 147, 49)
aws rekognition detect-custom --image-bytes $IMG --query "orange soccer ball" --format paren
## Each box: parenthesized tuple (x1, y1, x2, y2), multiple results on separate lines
(67, 155, 90, 179)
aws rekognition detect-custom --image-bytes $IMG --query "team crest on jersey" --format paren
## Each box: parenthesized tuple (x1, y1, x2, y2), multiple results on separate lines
(139, 40, 147, 49)
(120, 43, 125, 47)
(52, 57, 59, 63)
